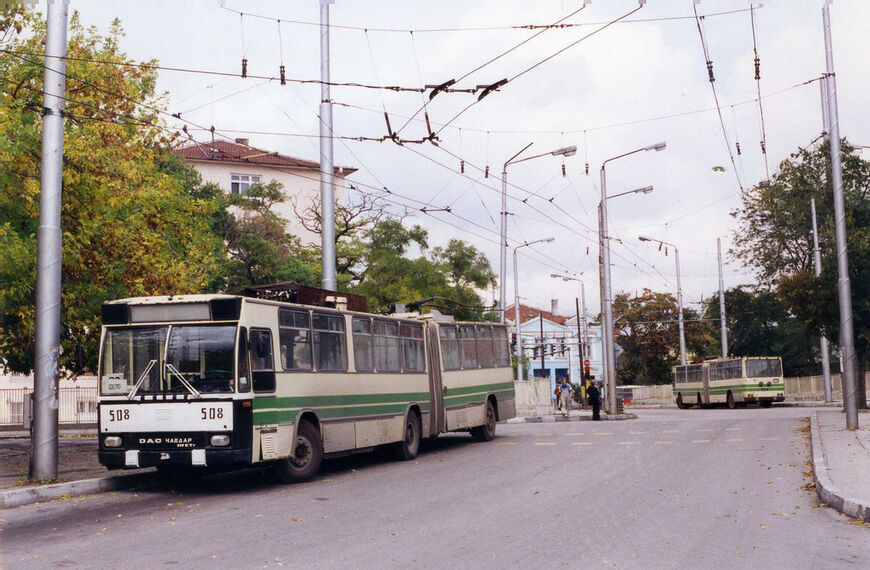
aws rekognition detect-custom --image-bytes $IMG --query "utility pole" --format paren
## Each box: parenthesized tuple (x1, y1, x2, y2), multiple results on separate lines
(822, 1, 859, 428)
(575, 298, 585, 384)
(811, 198, 833, 402)
(319, 0, 337, 291)
(539, 314, 546, 382)
(597, 203, 610, 409)
(717, 238, 728, 358)
(31, 0, 70, 480)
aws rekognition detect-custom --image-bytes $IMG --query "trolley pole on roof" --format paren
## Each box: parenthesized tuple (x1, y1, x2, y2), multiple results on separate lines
(822, 1, 858, 428)
(31, 0, 70, 480)
(717, 238, 728, 358)
(319, 0, 337, 291)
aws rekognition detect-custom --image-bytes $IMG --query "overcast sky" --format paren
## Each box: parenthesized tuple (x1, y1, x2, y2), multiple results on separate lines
(67, 0, 870, 317)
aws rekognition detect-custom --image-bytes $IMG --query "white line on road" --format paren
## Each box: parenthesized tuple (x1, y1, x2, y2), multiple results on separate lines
(572, 442, 593, 446)
(629, 431, 648, 435)
(617, 442, 639, 445)
(594, 432, 613, 436)
(654, 441, 673, 445)
(692, 439, 712, 443)
(536, 442, 557, 446)
(726, 438, 745, 442)
(760, 437, 779, 441)
(662, 430, 679, 433)
(725, 427, 742, 431)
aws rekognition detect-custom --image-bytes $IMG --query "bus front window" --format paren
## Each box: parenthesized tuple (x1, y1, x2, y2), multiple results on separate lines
(100, 327, 167, 395)
(166, 325, 236, 393)
(746, 358, 782, 378)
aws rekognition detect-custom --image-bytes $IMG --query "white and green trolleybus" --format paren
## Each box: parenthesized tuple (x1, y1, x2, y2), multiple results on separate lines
(673, 357, 785, 409)
(97, 292, 515, 481)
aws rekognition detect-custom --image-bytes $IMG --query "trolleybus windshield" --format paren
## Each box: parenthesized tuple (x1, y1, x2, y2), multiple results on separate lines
(100, 325, 236, 395)
(745, 358, 782, 378)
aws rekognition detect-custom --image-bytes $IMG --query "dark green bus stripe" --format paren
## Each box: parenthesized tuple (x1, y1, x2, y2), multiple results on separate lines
(253, 391, 432, 410)
(254, 401, 432, 425)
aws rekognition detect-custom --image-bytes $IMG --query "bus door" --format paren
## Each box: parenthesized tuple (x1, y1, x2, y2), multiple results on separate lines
(425, 321, 445, 436)
(702, 365, 711, 405)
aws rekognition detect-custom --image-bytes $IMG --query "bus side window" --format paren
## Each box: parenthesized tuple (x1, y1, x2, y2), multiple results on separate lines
(238, 327, 251, 393)
(250, 329, 275, 393)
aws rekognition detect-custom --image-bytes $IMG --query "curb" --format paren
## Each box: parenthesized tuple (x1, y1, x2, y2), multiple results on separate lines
(1, 471, 152, 509)
(505, 413, 637, 424)
(809, 411, 870, 522)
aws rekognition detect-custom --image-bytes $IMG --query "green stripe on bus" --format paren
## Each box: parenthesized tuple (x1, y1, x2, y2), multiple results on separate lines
(253, 401, 432, 425)
(253, 392, 432, 410)
(444, 382, 515, 396)
(706, 383, 784, 394)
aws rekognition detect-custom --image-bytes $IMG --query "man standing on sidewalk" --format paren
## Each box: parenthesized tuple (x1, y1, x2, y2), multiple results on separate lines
(559, 377, 573, 416)
(587, 379, 601, 421)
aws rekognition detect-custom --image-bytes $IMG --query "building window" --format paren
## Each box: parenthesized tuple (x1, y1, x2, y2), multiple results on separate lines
(230, 173, 262, 194)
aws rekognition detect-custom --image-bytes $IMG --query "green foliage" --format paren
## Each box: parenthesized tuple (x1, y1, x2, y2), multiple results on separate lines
(703, 287, 817, 377)
(612, 289, 714, 385)
(0, 11, 225, 375)
(731, 140, 869, 404)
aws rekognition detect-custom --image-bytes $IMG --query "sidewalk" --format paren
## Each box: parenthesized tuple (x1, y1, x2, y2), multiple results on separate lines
(810, 410, 870, 522)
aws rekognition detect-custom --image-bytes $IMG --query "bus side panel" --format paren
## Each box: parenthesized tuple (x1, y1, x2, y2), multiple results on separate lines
(441, 368, 513, 431)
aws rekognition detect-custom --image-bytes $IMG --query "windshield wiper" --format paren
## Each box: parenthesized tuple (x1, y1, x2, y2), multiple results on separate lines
(165, 363, 202, 399)
(128, 359, 157, 400)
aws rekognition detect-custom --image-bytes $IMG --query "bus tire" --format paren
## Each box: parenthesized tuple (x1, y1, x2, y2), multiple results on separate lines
(726, 391, 736, 409)
(697, 393, 703, 408)
(394, 409, 422, 461)
(676, 394, 689, 409)
(759, 400, 772, 408)
(471, 400, 497, 442)
(274, 421, 323, 483)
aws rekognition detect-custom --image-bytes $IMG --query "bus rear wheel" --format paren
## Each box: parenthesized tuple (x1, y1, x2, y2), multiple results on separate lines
(394, 410, 421, 461)
(759, 400, 772, 408)
(274, 421, 323, 483)
(471, 400, 497, 442)
(727, 391, 736, 409)
(676, 394, 690, 409)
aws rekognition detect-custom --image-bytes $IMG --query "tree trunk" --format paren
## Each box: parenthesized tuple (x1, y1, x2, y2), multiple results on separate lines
(855, 342, 867, 410)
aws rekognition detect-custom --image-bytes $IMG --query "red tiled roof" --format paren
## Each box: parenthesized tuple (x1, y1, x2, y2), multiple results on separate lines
(506, 303, 569, 325)
(174, 139, 356, 175)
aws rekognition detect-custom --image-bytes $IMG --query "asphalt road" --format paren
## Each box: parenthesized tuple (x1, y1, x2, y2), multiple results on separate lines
(3, 407, 868, 569)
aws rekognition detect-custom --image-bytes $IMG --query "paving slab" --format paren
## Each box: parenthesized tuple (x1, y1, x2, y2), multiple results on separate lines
(810, 410, 870, 522)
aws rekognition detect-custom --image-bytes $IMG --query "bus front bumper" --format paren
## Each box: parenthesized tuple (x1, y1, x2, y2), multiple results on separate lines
(99, 448, 251, 470)
(742, 393, 785, 403)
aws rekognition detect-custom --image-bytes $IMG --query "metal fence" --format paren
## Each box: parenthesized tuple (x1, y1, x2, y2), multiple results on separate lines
(0, 387, 98, 426)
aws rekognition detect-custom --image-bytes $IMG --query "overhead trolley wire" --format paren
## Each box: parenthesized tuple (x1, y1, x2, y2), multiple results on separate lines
(750, 5, 770, 181)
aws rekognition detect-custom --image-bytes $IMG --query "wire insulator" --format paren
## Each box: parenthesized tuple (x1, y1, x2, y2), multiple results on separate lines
(706, 60, 715, 83)
(242, 58, 248, 78)
(736, 141, 741, 155)
(585, 162, 589, 175)
(460, 160, 465, 174)
(754, 56, 760, 81)
(279, 65, 286, 85)
(760, 140, 766, 154)
(485, 165, 490, 178)
(561, 164, 566, 178)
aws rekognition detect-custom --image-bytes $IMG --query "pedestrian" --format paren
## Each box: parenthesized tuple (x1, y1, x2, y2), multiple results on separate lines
(554, 380, 561, 411)
(559, 377, 573, 416)
(588, 379, 601, 421)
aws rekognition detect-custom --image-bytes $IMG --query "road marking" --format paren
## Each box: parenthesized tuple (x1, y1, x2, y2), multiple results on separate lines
(726, 438, 745, 442)
(760, 437, 779, 441)
(629, 431, 648, 435)
(572, 442, 593, 446)
(536, 442, 557, 446)
(654, 441, 673, 445)
(594, 432, 613, 436)
(662, 430, 679, 434)
(617, 441, 639, 445)
(565, 433, 584, 436)
(692, 439, 712, 443)
(698, 429, 715, 432)
(725, 427, 742, 431)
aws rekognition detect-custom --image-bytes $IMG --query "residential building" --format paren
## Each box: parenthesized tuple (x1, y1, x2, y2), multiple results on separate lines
(175, 138, 357, 245)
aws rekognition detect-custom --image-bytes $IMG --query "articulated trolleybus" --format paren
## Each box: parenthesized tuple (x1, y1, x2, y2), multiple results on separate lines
(97, 292, 515, 481)
(673, 357, 785, 409)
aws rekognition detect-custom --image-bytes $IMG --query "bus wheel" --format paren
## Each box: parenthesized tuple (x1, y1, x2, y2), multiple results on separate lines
(471, 400, 497, 442)
(676, 394, 689, 409)
(395, 410, 422, 461)
(759, 400, 772, 408)
(697, 393, 703, 408)
(726, 391, 736, 409)
(274, 421, 323, 483)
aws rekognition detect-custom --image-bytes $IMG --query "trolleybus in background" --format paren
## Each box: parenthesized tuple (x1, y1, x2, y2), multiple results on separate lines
(673, 356, 784, 409)
(96, 291, 515, 482)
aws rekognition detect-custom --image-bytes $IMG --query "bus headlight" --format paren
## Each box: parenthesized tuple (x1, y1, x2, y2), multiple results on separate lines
(104, 436, 122, 448)
(758, 382, 764, 387)
(767, 381, 772, 386)
(210, 435, 230, 447)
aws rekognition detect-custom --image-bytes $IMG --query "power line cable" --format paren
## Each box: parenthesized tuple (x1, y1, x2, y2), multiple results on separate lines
(750, 5, 770, 181)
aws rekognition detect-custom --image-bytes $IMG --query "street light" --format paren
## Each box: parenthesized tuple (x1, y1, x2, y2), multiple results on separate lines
(600, 141, 666, 415)
(638, 236, 686, 366)
(550, 273, 590, 386)
(512, 237, 555, 380)
(499, 144, 576, 323)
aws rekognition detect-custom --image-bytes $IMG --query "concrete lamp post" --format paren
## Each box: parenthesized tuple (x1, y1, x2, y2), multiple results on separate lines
(512, 237, 555, 380)
(499, 145, 576, 323)
(600, 141, 666, 415)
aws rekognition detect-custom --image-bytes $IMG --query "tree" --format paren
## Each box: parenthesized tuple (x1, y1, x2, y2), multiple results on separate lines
(731, 140, 869, 406)
(703, 287, 818, 377)
(612, 289, 714, 385)
(0, 11, 225, 375)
